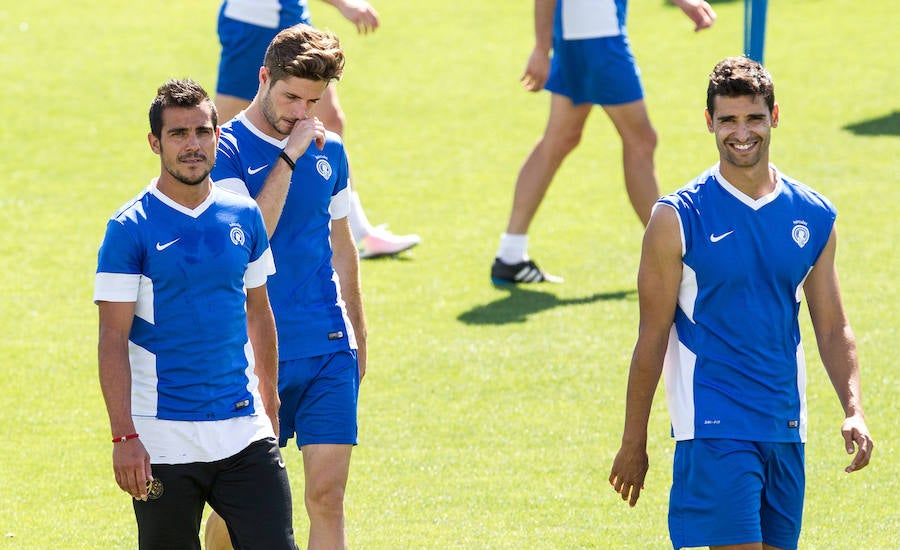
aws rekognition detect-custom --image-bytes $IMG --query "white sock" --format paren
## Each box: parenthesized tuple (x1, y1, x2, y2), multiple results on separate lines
(496, 233, 529, 264)
(348, 190, 374, 243)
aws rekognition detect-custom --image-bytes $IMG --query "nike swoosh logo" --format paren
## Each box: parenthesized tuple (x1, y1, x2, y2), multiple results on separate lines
(155, 238, 180, 251)
(276, 459, 286, 469)
(248, 165, 269, 175)
(709, 231, 734, 243)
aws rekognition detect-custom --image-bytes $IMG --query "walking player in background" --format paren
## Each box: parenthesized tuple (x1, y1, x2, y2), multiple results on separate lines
(206, 24, 364, 550)
(609, 57, 873, 549)
(216, 0, 420, 258)
(491, 0, 716, 284)
(95, 79, 296, 549)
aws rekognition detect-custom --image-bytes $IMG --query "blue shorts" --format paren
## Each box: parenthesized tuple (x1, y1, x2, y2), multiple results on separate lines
(216, 5, 311, 100)
(278, 350, 359, 448)
(669, 439, 805, 550)
(216, 14, 280, 100)
(545, 34, 643, 106)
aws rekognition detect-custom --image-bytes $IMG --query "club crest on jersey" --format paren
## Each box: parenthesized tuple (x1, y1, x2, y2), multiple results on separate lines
(229, 223, 246, 246)
(791, 221, 810, 248)
(315, 157, 332, 180)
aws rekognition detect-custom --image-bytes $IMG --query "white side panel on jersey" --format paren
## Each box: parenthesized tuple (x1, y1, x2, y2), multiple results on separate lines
(664, 325, 697, 441)
(678, 264, 699, 323)
(796, 343, 808, 442)
(330, 270, 357, 350)
(135, 274, 154, 324)
(242, 340, 265, 416)
(794, 268, 810, 442)
(795, 266, 812, 304)
(129, 341, 158, 417)
(223, 0, 281, 28)
(561, 0, 620, 39)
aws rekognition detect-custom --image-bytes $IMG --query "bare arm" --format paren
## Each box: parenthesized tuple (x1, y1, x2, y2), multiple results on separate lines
(320, 0, 380, 34)
(98, 301, 152, 500)
(609, 206, 683, 507)
(330, 216, 367, 380)
(803, 226, 873, 472)
(246, 284, 280, 436)
(669, 0, 717, 31)
(521, 0, 556, 92)
(255, 117, 327, 237)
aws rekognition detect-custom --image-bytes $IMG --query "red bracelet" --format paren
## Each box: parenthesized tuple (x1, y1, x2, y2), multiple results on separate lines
(112, 433, 140, 444)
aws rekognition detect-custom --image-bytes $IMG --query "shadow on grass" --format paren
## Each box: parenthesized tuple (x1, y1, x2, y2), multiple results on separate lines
(662, 0, 738, 5)
(458, 286, 636, 325)
(359, 253, 417, 262)
(843, 111, 900, 136)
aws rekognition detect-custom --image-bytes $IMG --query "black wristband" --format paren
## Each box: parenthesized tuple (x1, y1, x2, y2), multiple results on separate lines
(279, 150, 296, 171)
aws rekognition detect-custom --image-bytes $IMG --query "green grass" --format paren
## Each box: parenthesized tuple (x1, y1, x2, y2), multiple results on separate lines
(1, 0, 897, 548)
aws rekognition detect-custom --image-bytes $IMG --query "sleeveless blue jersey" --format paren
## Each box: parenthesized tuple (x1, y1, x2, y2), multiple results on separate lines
(659, 164, 837, 443)
(212, 114, 356, 361)
(94, 184, 274, 422)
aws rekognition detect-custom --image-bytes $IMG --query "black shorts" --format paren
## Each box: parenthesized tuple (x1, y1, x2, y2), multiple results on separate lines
(132, 438, 296, 550)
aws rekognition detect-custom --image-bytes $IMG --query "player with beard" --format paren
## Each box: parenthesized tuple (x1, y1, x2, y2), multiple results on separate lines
(215, 0, 420, 258)
(207, 24, 363, 550)
(95, 78, 296, 549)
(609, 57, 873, 549)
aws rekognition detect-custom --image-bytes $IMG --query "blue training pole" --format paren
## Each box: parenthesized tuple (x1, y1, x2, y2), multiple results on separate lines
(744, 0, 768, 64)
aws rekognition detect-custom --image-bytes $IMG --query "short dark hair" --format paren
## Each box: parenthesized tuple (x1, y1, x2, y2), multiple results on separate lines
(263, 24, 345, 86)
(706, 57, 775, 115)
(149, 79, 218, 138)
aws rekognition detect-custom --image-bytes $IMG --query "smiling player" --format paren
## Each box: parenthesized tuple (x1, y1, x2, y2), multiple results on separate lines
(609, 57, 873, 550)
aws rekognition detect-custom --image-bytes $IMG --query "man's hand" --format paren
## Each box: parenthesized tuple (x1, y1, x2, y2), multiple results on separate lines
(521, 49, 551, 92)
(285, 116, 327, 159)
(113, 439, 153, 501)
(671, 0, 717, 31)
(841, 415, 874, 472)
(609, 441, 650, 507)
(332, 0, 380, 34)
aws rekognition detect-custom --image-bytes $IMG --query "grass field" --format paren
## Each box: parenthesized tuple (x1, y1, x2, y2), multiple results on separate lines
(1, 0, 897, 548)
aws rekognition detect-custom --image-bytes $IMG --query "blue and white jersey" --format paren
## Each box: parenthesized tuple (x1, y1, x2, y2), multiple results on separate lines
(222, 0, 311, 29)
(659, 164, 837, 443)
(555, 0, 628, 41)
(94, 182, 276, 463)
(212, 113, 356, 361)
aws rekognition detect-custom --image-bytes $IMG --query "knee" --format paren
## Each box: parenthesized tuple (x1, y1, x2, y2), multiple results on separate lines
(622, 125, 658, 157)
(305, 483, 346, 518)
(542, 128, 583, 158)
